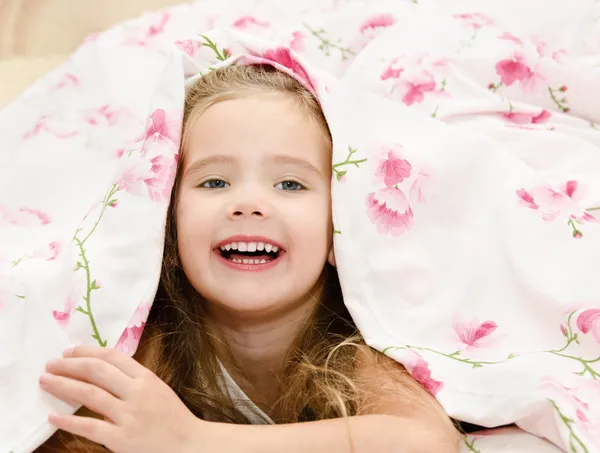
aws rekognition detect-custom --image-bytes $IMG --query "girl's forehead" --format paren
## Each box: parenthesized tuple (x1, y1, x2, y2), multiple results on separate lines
(182, 96, 331, 171)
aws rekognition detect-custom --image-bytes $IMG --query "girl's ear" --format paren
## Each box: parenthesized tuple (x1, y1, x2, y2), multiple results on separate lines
(327, 247, 336, 267)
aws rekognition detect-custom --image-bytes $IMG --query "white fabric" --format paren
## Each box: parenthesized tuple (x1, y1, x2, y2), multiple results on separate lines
(216, 361, 274, 425)
(1, 1, 599, 452)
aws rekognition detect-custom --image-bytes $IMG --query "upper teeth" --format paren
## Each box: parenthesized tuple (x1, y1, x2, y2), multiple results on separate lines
(220, 241, 279, 253)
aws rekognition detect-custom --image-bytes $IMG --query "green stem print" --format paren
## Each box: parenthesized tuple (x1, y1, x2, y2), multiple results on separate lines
(548, 85, 569, 113)
(568, 218, 584, 239)
(73, 183, 119, 347)
(457, 29, 480, 53)
(200, 35, 231, 62)
(333, 229, 342, 235)
(587, 207, 600, 211)
(548, 310, 600, 380)
(382, 345, 516, 369)
(302, 23, 355, 60)
(332, 146, 368, 182)
(488, 81, 503, 92)
(463, 437, 482, 453)
(549, 400, 590, 453)
(11, 256, 26, 267)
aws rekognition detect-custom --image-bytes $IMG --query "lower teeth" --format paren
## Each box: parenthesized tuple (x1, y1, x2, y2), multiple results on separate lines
(230, 258, 268, 264)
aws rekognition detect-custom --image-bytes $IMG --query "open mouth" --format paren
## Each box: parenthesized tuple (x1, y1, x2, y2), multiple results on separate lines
(216, 241, 283, 265)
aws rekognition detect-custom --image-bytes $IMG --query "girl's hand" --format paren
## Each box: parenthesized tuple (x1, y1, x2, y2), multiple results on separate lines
(39, 346, 202, 453)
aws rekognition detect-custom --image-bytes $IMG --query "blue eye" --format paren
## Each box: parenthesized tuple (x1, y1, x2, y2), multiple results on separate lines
(201, 179, 230, 189)
(275, 180, 305, 191)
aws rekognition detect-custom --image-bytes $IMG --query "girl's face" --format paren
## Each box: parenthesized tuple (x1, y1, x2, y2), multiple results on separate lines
(176, 92, 334, 319)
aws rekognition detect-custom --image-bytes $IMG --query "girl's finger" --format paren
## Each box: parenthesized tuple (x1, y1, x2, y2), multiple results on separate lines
(48, 412, 115, 448)
(64, 346, 151, 379)
(46, 357, 132, 399)
(40, 373, 124, 423)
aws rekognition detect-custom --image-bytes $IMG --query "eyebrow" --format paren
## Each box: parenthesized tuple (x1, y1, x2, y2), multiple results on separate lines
(183, 155, 236, 176)
(269, 154, 323, 178)
(184, 154, 323, 178)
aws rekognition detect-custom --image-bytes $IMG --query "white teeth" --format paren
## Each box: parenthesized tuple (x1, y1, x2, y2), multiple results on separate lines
(259, 259, 266, 264)
(242, 259, 249, 264)
(221, 241, 280, 253)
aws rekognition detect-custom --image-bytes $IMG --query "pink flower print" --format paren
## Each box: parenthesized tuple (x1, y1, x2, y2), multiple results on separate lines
(175, 39, 203, 57)
(123, 12, 170, 47)
(52, 295, 78, 329)
(82, 105, 126, 127)
(517, 181, 595, 223)
(381, 57, 403, 81)
(116, 303, 151, 355)
(541, 377, 600, 451)
(516, 188, 539, 210)
(502, 109, 551, 125)
(375, 144, 412, 186)
(453, 13, 494, 29)
(289, 31, 306, 53)
(116, 166, 147, 197)
(261, 47, 313, 90)
(22, 115, 79, 140)
(577, 309, 600, 343)
(498, 32, 522, 45)
(366, 187, 414, 236)
(409, 171, 429, 203)
(144, 155, 178, 202)
(56, 73, 80, 89)
(393, 70, 437, 106)
(139, 108, 181, 150)
(359, 13, 396, 34)
(403, 351, 443, 395)
(34, 241, 62, 261)
(4, 207, 52, 226)
(232, 16, 270, 29)
(495, 54, 533, 87)
(495, 51, 546, 93)
(454, 318, 498, 348)
(532, 38, 567, 62)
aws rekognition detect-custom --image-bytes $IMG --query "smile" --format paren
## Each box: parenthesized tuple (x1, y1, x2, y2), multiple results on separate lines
(214, 237, 285, 271)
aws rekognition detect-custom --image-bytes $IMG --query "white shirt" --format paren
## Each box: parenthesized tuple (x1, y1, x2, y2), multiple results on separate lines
(217, 360, 275, 425)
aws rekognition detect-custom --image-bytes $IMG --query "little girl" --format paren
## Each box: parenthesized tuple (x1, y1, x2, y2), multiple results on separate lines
(38, 64, 460, 453)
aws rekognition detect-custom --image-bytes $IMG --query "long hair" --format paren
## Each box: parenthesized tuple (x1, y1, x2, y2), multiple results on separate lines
(41, 64, 455, 452)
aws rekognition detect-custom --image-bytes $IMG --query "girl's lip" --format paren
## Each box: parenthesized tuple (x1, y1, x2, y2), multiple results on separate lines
(214, 235, 285, 251)
(214, 249, 285, 272)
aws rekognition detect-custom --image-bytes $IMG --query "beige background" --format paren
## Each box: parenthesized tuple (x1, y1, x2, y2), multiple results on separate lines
(0, 0, 186, 108)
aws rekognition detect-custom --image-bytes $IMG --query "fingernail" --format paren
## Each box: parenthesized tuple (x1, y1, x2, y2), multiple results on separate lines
(39, 373, 52, 385)
(45, 359, 59, 370)
(63, 347, 75, 357)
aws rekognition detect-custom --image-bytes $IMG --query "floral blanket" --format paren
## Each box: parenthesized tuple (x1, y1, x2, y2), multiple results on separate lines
(0, 0, 599, 452)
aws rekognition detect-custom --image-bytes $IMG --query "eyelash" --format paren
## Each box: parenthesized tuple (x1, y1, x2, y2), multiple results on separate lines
(199, 179, 306, 191)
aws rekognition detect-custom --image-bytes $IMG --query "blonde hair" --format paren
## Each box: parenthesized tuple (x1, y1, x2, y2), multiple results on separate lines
(43, 64, 456, 452)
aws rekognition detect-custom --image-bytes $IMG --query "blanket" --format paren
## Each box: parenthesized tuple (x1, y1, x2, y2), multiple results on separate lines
(1, 0, 599, 452)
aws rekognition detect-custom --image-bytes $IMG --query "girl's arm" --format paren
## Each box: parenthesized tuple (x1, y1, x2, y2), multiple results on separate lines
(196, 348, 460, 453)
(200, 413, 457, 453)
(40, 346, 460, 453)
